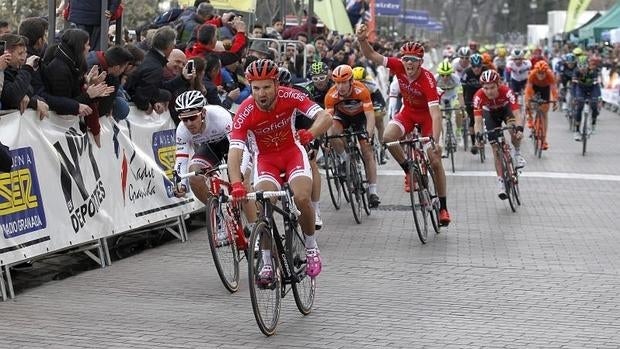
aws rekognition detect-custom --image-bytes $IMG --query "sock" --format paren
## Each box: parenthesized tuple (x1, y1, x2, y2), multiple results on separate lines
(368, 184, 377, 195)
(304, 233, 317, 249)
(439, 196, 447, 210)
(498, 176, 504, 183)
(399, 161, 410, 173)
(471, 133, 476, 145)
(514, 147, 520, 155)
(312, 201, 320, 215)
(262, 250, 272, 266)
(338, 151, 348, 163)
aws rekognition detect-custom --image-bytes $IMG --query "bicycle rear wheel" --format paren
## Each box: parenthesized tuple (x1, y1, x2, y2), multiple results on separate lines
(288, 224, 315, 315)
(248, 221, 281, 336)
(479, 142, 485, 163)
(346, 156, 363, 224)
(502, 151, 517, 212)
(462, 118, 469, 151)
(582, 110, 588, 156)
(206, 197, 240, 293)
(325, 149, 343, 210)
(354, 147, 371, 216)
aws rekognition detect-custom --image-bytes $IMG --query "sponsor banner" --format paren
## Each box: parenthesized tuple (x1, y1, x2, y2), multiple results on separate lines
(399, 10, 429, 25)
(374, 0, 401, 17)
(0, 108, 204, 266)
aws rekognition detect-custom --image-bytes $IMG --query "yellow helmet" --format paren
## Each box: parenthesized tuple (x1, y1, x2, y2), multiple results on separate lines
(352, 66, 367, 81)
(497, 47, 507, 57)
(573, 47, 584, 56)
(437, 59, 454, 75)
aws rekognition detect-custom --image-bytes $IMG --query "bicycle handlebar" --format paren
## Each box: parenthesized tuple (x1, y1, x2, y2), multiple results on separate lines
(325, 130, 368, 140)
(385, 136, 433, 147)
(174, 164, 228, 180)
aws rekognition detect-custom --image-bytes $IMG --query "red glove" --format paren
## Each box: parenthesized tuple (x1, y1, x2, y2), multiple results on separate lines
(297, 129, 315, 146)
(231, 182, 247, 201)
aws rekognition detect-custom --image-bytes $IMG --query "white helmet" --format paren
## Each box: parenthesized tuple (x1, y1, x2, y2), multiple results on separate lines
(457, 46, 470, 58)
(511, 48, 525, 59)
(175, 90, 206, 114)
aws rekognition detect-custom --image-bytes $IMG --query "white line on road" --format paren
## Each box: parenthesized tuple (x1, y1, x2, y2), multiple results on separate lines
(373, 169, 620, 182)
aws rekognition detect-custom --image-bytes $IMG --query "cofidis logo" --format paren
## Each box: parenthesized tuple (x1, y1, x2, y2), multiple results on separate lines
(152, 130, 176, 197)
(0, 147, 47, 238)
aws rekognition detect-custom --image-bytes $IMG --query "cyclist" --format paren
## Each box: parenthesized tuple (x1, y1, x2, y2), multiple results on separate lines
(493, 46, 508, 78)
(356, 24, 451, 226)
(278, 67, 325, 230)
(325, 64, 381, 208)
(352, 65, 388, 164)
(482, 52, 496, 71)
(227, 59, 333, 281)
(555, 53, 578, 112)
(524, 61, 558, 150)
(451, 47, 471, 80)
(435, 60, 466, 152)
(461, 53, 487, 155)
(505, 48, 531, 97)
(473, 70, 525, 199)
(571, 55, 602, 141)
(172, 90, 255, 244)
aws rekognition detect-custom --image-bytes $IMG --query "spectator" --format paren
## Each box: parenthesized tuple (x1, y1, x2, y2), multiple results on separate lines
(202, 54, 238, 109)
(68, 0, 121, 50)
(169, 56, 207, 125)
(41, 29, 114, 145)
(0, 50, 9, 110)
(247, 40, 272, 60)
(18, 18, 48, 58)
(163, 48, 187, 81)
(221, 60, 250, 104)
(282, 16, 320, 41)
(86, 45, 134, 120)
(0, 21, 10, 35)
(185, 23, 245, 67)
(125, 26, 192, 114)
(251, 24, 264, 38)
(0, 34, 49, 119)
(267, 18, 284, 39)
(177, 2, 214, 45)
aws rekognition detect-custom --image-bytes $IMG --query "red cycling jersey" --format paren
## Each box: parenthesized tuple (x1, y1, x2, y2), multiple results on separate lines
(472, 84, 519, 118)
(384, 57, 439, 111)
(230, 86, 323, 155)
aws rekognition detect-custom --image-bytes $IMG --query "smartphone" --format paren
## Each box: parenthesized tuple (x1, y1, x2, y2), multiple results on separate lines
(0, 41, 5, 55)
(186, 60, 194, 72)
(33, 57, 40, 69)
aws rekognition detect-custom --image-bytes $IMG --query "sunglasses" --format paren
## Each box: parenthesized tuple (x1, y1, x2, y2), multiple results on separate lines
(312, 75, 328, 82)
(402, 56, 421, 63)
(180, 112, 201, 123)
(439, 73, 452, 77)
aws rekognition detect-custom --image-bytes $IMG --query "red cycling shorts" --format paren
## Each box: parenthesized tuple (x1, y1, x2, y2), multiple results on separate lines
(390, 108, 433, 137)
(253, 143, 312, 188)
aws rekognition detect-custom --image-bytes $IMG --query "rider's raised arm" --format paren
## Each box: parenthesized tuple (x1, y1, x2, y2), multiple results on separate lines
(356, 24, 385, 67)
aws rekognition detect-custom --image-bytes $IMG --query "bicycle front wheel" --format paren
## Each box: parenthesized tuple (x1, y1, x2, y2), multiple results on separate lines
(288, 224, 315, 315)
(346, 156, 363, 224)
(325, 149, 343, 209)
(353, 147, 371, 216)
(248, 221, 281, 336)
(502, 151, 517, 213)
(424, 164, 441, 234)
(206, 197, 240, 293)
(582, 110, 588, 156)
(408, 166, 428, 244)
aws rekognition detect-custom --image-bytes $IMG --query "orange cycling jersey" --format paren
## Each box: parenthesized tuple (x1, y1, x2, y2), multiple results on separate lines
(324, 80, 374, 117)
(525, 70, 558, 109)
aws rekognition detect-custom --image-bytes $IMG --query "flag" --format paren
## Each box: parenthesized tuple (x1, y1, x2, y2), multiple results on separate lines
(565, 0, 592, 32)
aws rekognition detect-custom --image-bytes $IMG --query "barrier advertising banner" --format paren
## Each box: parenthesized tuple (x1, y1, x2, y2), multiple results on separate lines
(0, 108, 204, 266)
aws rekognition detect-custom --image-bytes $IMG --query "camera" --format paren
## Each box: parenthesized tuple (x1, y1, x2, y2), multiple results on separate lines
(0, 40, 5, 55)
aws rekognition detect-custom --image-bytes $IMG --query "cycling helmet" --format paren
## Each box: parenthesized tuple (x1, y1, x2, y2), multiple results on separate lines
(511, 48, 525, 59)
(577, 55, 588, 68)
(278, 67, 292, 85)
(470, 53, 483, 67)
(245, 59, 279, 82)
(572, 47, 584, 56)
(437, 60, 454, 75)
(332, 64, 353, 82)
(482, 52, 493, 66)
(400, 42, 425, 58)
(175, 90, 206, 114)
(479, 47, 487, 54)
(497, 47, 507, 57)
(533, 60, 549, 74)
(479, 69, 500, 84)
(457, 46, 470, 58)
(352, 66, 367, 81)
(565, 53, 576, 63)
(308, 61, 329, 76)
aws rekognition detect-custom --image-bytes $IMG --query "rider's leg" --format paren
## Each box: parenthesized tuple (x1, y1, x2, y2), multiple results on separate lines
(309, 157, 322, 228)
(542, 109, 549, 146)
(188, 163, 212, 204)
(328, 119, 346, 162)
(383, 121, 407, 166)
(254, 178, 280, 270)
(375, 111, 386, 143)
(290, 172, 322, 278)
(241, 166, 257, 225)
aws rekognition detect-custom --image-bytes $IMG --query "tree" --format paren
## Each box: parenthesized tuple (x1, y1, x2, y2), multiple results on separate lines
(0, 0, 47, 29)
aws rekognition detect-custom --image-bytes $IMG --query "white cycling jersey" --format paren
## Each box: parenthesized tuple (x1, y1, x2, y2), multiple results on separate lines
(435, 73, 462, 104)
(451, 57, 470, 79)
(387, 77, 401, 118)
(506, 59, 532, 82)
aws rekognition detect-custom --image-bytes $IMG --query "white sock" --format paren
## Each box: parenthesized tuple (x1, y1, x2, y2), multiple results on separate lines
(304, 233, 318, 250)
(497, 176, 504, 183)
(312, 201, 320, 211)
(261, 250, 272, 266)
(369, 184, 377, 195)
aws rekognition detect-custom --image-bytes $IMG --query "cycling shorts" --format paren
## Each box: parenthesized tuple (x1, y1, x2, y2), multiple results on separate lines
(334, 113, 368, 139)
(390, 108, 433, 137)
(189, 138, 229, 169)
(510, 79, 527, 95)
(254, 144, 312, 189)
(483, 106, 515, 142)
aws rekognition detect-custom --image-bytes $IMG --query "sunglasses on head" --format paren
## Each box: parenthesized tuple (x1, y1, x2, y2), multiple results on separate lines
(402, 56, 421, 63)
(312, 75, 328, 82)
(180, 112, 201, 123)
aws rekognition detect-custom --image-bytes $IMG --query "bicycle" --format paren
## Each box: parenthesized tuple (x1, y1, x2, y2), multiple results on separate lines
(326, 130, 371, 224)
(479, 126, 521, 212)
(385, 125, 440, 244)
(322, 139, 346, 210)
(242, 184, 315, 336)
(528, 98, 554, 159)
(174, 164, 249, 293)
(573, 96, 597, 156)
(440, 100, 460, 173)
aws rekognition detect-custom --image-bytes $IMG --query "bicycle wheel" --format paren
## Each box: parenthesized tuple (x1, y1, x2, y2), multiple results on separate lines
(508, 160, 521, 206)
(346, 155, 363, 224)
(408, 165, 426, 243)
(325, 149, 343, 210)
(248, 221, 281, 336)
(372, 133, 381, 165)
(449, 143, 455, 174)
(502, 150, 517, 213)
(462, 118, 469, 151)
(287, 224, 315, 315)
(535, 114, 543, 159)
(353, 147, 371, 216)
(424, 164, 441, 234)
(206, 197, 240, 293)
(479, 141, 485, 163)
(582, 109, 588, 156)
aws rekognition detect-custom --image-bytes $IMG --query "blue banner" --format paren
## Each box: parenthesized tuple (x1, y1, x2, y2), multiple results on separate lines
(375, 0, 401, 16)
(419, 19, 443, 32)
(399, 10, 429, 25)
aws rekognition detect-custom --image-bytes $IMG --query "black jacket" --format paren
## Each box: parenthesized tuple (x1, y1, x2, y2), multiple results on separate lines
(125, 48, 189, 111)
(68, 0, 120, 26)
(0, 66, 40, 110)
(203, 78, 233, 110)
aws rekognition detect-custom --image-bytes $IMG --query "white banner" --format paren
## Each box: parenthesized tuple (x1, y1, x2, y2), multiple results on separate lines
(0, 108, 204, 266)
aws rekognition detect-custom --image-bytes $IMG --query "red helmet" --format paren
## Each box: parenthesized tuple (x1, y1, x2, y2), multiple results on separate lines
(480, 69, 500, 84)
(331, 65, 353, 82)
(400, 42, 424, 58)
(245, 59, 279, 82)
(533, 60, 549, 74)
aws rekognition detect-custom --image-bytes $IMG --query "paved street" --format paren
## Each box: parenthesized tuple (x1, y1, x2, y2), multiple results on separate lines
(1, 108, 620, 348)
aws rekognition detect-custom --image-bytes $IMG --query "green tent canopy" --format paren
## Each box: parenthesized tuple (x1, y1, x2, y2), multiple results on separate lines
(579, 1, 620, 42)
